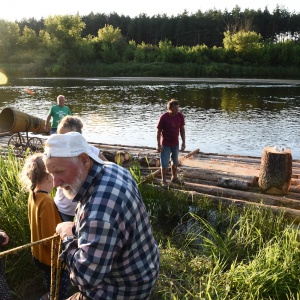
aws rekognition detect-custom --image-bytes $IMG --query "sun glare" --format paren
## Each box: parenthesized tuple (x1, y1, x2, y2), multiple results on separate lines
(0, 72, 8, 85)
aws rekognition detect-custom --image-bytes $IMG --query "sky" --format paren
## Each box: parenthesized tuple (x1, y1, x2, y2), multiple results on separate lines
(0, 0, 299, 22)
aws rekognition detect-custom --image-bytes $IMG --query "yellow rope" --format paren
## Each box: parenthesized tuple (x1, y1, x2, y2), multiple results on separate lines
(50, 235, 61, 300)
(0, 234, 58, 258)
(54, 240, 63, 300)
(0, 234, 63, 300)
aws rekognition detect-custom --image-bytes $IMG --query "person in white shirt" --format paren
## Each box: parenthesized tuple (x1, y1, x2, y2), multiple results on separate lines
(55, 116, 108, 221)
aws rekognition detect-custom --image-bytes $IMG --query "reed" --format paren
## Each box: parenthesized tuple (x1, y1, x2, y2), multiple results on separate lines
(0, 149, 45, 298)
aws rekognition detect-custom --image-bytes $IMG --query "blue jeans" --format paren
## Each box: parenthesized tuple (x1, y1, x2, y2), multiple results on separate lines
(160, 145, 179, 168)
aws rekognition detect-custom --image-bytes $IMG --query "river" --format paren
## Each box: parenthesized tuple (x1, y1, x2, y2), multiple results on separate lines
(0, 77, 300, 159)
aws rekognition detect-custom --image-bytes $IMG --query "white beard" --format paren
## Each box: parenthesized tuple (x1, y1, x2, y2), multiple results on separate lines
(61, 168, 85, 199)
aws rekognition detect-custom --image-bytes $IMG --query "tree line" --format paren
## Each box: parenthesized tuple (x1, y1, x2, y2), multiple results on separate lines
(0, 5, 300, 78)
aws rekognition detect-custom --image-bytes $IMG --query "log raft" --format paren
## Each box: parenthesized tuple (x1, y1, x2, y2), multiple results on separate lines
(1, 132, 300, 222)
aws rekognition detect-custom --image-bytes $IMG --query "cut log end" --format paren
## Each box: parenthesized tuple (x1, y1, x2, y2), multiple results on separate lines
(258, 146, 292, 195)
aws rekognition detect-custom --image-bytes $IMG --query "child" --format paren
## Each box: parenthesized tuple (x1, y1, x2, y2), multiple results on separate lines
(19, 153, 69, 300)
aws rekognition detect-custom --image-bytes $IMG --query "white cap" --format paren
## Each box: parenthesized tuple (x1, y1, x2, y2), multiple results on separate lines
(44, 132, 108, 164)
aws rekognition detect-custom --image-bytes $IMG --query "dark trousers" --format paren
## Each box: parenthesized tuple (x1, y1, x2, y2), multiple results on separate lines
(0, 259, 11, 300)
(33, 257, 70, 300)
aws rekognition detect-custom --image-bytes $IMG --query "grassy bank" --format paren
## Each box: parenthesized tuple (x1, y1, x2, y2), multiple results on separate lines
(1, 151, 300, 299)
(3, 62, 300, 80)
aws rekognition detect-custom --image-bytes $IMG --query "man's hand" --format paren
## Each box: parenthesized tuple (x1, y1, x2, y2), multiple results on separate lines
(56, 222, 74, 239)
(0, 231, 9, 246)
(181, 143, 186, 151)
(156, 145, 162, 152)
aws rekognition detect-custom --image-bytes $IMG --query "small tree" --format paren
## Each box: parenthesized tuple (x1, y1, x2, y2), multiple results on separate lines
(0, 20, 20, 62)
(223, 30, 263, 53)
(223, 30, 263, 64)
(95, 24, 128, 63)
(19, 26, 39, 50)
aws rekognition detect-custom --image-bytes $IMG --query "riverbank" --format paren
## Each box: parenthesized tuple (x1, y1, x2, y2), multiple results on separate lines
(26, 76, 300, 85)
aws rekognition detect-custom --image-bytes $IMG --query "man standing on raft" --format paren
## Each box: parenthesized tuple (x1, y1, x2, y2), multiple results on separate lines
(156, 99, 186, 187)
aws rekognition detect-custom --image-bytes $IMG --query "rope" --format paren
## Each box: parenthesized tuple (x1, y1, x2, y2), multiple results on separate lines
(50, 234, 62, 300)
(54, 240, 63, 300)
(0, 234, 63, 300)
(0, 234, 58, 258)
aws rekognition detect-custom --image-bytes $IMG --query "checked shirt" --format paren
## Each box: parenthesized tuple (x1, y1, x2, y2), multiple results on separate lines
(60, 162, 160, 299)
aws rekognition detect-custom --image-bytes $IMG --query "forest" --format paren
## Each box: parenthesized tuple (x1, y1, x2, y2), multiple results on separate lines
(1, 5, 300, 78)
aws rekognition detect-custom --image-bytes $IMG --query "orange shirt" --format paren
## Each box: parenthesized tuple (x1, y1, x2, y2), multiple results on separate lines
(28, 192, 62, 266)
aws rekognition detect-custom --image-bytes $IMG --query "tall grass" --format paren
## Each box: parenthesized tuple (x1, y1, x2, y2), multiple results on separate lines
(0, 149, 44, 298)
(150, 207, 300, 299)
(1, 151, 300, 299)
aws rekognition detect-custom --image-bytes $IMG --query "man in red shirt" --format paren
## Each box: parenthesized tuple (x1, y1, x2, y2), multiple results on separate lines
(156, 99, 186, 187)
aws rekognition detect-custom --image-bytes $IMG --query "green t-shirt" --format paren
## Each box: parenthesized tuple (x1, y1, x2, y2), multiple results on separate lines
(49, 105, 72, 128)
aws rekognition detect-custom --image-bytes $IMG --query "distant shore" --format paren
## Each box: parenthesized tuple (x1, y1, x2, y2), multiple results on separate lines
(48, 77, 300, 85)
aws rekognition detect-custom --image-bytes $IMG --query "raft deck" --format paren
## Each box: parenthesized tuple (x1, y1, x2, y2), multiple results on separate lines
(1, 131, 300, 223)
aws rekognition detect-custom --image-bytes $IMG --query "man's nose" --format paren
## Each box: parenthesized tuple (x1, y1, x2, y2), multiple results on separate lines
(53, 176, 62, 188)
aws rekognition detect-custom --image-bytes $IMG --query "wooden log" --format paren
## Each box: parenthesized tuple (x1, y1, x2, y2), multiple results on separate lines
(136, 156, 160, 167)
(115, 151, 126, 165)
(178, 148, 200, 164)
(179, 168, 259, 187)
(0, 131, 12, 137)
(123, 151, 131, 161)
(291, 178, 300, 186)
(148, 184, 300, 224)
(102, 150, 117, 163)
(258, 146, 292, 195)
(197, 153, 261, 164)
(102, 150, 129, 165)
(217, 178, 248, 190)
(178, 182, 300, 210)
(142, 148, 200, 183)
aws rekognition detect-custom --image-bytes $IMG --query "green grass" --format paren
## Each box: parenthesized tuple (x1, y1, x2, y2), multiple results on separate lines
(1, 150, 300, 299)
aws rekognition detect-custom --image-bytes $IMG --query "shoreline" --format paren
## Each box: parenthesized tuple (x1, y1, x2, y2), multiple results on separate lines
(20, 77, 300, 85)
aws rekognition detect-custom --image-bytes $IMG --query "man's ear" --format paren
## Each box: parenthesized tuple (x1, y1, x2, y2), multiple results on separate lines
(78, 153, 90, 168)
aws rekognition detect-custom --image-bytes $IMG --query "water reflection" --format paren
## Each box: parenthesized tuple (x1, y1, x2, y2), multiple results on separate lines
(0, 78, 300, 159)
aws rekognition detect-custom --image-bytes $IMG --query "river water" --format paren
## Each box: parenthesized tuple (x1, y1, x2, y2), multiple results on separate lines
(0, 77, 300, 159)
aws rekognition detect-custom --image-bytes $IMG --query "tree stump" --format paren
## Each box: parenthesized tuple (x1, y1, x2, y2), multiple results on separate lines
(258, 146, 292, 195)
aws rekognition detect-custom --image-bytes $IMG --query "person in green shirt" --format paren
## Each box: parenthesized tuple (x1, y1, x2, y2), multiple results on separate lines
(44, 95, 72, 134)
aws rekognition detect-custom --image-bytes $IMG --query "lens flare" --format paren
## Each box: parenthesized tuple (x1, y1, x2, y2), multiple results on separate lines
(0, 72, 8, 85)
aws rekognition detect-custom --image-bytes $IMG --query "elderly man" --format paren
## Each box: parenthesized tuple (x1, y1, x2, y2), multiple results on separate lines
(44, 95, 72, 134)
(43, 132, 160, 300)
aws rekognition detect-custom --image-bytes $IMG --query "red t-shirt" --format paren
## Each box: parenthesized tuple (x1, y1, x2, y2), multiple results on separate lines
(157, 112, 185, 146)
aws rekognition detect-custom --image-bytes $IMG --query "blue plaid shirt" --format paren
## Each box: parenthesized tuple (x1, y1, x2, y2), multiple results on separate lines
(60, 162, 160, 299)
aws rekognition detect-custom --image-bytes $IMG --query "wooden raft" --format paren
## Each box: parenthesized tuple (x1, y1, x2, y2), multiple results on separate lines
(2, 132, 300, 223)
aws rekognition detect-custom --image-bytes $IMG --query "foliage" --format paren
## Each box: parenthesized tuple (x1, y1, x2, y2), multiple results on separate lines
(151, 205, 300, 300)
(2, 150, 300, 299)
(0, 8, 300, 78)
(0, 150, 44, 298)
